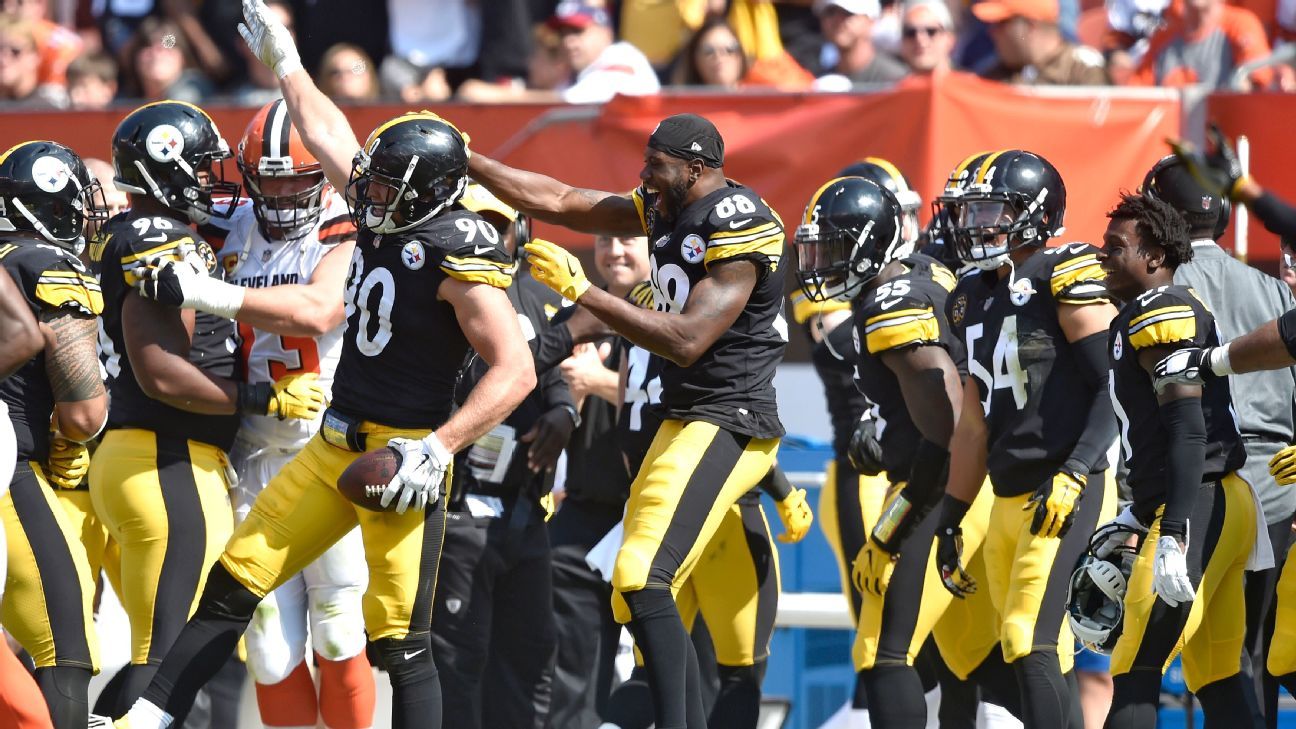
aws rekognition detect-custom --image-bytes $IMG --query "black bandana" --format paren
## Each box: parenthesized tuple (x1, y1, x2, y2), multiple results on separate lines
(647, 113, 724, 168)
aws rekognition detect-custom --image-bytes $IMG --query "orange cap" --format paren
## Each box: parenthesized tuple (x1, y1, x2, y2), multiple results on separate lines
(972, 0, 1059, 23)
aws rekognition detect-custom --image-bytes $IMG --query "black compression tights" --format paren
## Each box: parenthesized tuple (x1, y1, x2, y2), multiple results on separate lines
(34, 665, 90, 729)
(622, 587, 708, 729)
(861, 664, 927, 728)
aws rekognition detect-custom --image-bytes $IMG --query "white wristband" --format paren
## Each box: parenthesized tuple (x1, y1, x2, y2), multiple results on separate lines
(275, 57, 303, 80)
(187, 276, 246, 320)
(1209, 343, 1235, 376)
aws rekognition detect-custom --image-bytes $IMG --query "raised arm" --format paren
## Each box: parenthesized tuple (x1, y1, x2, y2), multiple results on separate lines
(468, 153, 645, 236)
(239, 0, 359, 194)
(0, 267, 41, 381)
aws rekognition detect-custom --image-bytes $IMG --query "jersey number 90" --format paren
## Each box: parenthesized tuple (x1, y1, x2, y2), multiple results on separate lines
(344, 251, 395, 357)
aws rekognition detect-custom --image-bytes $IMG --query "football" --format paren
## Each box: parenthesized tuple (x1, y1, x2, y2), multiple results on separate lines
(337, 446, 401, 511)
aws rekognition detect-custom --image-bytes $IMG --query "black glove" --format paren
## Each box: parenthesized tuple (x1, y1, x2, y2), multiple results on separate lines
(933, 494, 976, 598)
(848, 413, 885, 476)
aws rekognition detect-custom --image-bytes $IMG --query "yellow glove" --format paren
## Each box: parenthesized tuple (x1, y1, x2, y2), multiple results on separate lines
(1025, 471, 1085, 538)
(267, 372, 327, 421)
(852, 541, 896, 597)
(45, 436, 90, 489)
(1270, 445, 1296, 486)
(776, 487, 814, 543)
(525, 239, 592, 302)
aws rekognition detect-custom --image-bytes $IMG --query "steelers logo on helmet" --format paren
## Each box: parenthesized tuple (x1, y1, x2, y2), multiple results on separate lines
(31, 155, 71, 193)
(680, 234, 705, 263)
(146, 124, 185, 163)
(402, 240, 426, 270)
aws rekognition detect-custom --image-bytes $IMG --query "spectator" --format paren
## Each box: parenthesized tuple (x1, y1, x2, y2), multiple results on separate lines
(293, 0, 389, 88)
(382, 0, 477, 96)
(1, 0, 81, 87)
(1128, 0, 1291, 88)
(1096, 0, 1170, 84)
(673, 18, 749, 87)
(121, 15, 212, 102)
(550, 0, 660, 102)
(898, 0, 957, 73)
(973, 0, 1109, 84)
(455, 24, 574, 102)
(0, 14, 64, 106)
(66, 49, 116, 109)
(814, 0, 909, 89)
(316, 42, 381, 102)
(1280, 235, 1296, 296)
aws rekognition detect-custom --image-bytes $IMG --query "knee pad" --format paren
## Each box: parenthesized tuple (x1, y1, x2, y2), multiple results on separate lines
(195, 562, 263, 623)
(244, 630, 305, 685)
(370, 635, 437, 689)
(309, 590, 366, 662)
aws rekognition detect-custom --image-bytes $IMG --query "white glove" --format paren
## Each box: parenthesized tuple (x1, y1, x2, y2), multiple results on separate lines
(132, 257, 245, 318)
(383, 433, 452, 514)
(1091, 505, 1148, 559)
(1152, 534, 1196, 607)
(238, 0, 302, 79)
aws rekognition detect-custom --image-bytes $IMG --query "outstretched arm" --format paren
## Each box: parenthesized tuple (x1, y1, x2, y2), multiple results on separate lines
(468, 154, 645, 236)
(229, 241, 354, 337)
(239, 0, 359, 193)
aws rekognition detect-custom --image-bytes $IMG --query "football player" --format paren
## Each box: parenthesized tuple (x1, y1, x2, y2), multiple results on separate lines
(1095, 192, 1257, 727)
(130, 99, 373, 729)
(608, 278, 804, 729)
(0, 265, 51, 729)
(837, 157, 923, 247)
(113, 2, 536, 727)
(469, 111, 786, 727)
(0, 141, 106, 729)
(937, 150, 1117, 727)
(796, 174, 1005, 728)
(88, 100, 327, 720)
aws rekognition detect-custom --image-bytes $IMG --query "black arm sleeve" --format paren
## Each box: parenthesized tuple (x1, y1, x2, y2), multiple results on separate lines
(532, 321, 575, 375)
(538, 356, 575, 411)
(1252, 191, 1296, 239)
(756, 464, 792, 501)
(871, 438, 951, 552)
(1157, 396, 1208, 539)
(1062, 331, 1118, 477)
(1278, 308, 1296, 361)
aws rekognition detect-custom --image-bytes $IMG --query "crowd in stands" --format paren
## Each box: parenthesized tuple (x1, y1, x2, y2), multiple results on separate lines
(0, 0, 1293, 110)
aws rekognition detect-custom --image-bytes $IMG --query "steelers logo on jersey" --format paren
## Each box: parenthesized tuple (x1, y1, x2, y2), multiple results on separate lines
(401, 241, 426, 270)
(680, 234, 705, 264)
(951, 293, 967, 326)
(31, 155, 71, 193)
(145, 124, 185, 162)
(1112, 331, 1123, 360)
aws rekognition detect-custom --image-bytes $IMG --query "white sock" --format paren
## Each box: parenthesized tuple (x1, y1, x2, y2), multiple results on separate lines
(124, 699, 173, 729)
(847, 708, 873, 729)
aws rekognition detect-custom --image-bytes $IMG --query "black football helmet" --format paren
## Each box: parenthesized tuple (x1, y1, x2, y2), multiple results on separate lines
(1067, 529, 1139, 655)
(839, 157, 921, 246)
(347, 112, 469, 235)
(953, 150, 1067, 271)
(795, 176, 907, 302)
(1142, 154, 1230, 241)
(0, 140, 107, 254)
(927, 151, 996, 268)
(112, 101, 240, 225)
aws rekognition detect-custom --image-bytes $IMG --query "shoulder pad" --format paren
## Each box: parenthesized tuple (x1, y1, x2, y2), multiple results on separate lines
(702, 189, 785, 271)
(318, 194, 357, 246)
(425, 211, 514, 288)
(1042, 243, 1110, 305)
(1, 241, 102, 316)
(860, 277, 941, 355)
(1125, 285, 1199, 350)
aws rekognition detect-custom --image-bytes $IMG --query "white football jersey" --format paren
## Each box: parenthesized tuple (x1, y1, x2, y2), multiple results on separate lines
(211, 190, 355, 449)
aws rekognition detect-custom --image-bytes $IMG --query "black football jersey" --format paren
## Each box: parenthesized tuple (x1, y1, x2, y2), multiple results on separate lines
(618, 281, 666, 470)
(946, 243, 1112, 496)
(630, 181, 787, 439)
(852, 254, 963, 481)
(0, 239, 102, 462)
(91, 213, 239, 451)
(331, 209, 514, 429)
(1109, 285, 1245, 520)
(791, 291, 870, 459)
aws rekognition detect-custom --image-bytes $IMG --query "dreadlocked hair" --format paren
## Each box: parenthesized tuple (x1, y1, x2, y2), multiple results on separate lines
(1107, 192, 1194, 267)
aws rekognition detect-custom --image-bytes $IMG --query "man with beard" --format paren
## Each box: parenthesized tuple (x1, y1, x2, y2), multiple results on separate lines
(468, 113, 787, 729)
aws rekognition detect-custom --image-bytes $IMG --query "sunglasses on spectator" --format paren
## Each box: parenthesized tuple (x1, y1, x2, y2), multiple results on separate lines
(902, 25, 944, 39)
(0, 44, 31, 56)
(700, 42, 741, 58)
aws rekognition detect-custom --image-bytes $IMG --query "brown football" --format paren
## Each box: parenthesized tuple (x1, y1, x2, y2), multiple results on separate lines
(337, 446, 401, 511)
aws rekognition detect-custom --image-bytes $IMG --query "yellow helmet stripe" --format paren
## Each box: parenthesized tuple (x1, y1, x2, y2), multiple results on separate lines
(364, 111, 457, 152)
(132, 99, 216, 126)
(974, 150, 1009, 185)
(862, 156, 909, 192)
(803, 176, 852, 224)
(0, 140, 39, 167)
